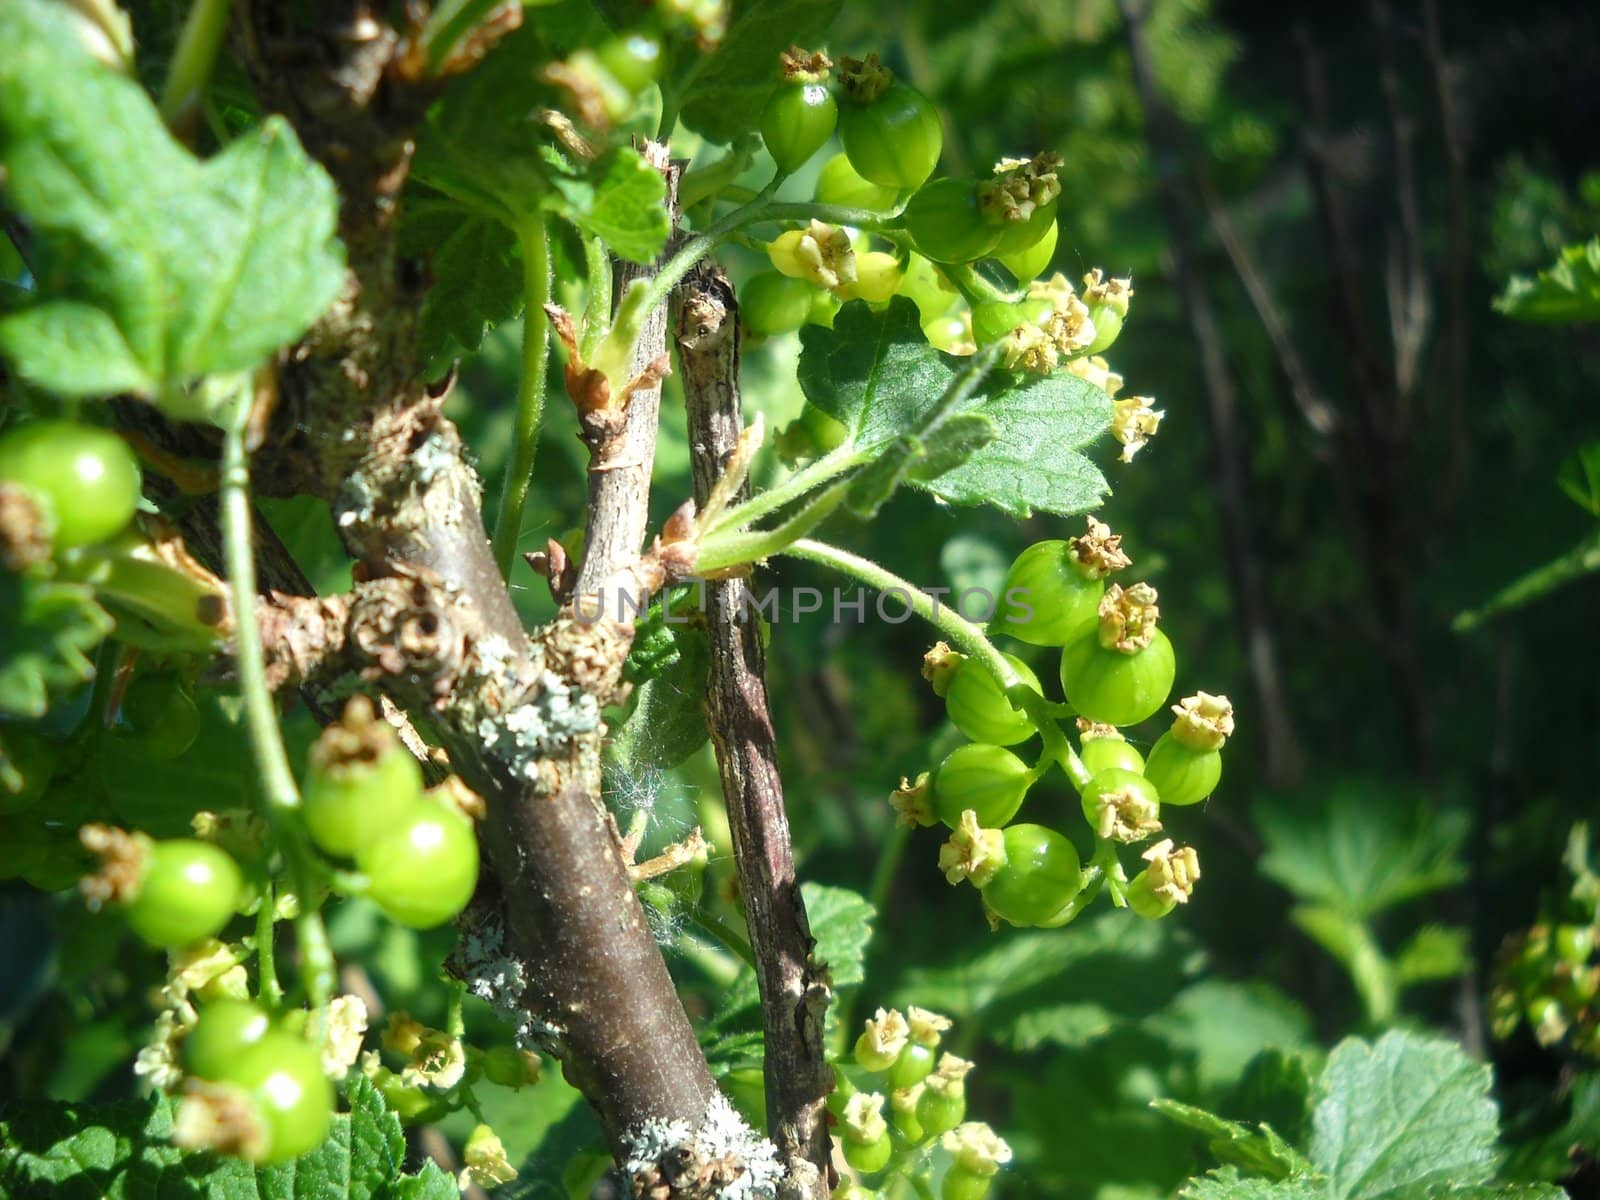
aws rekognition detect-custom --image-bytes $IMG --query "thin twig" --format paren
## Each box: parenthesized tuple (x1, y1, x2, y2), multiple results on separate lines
(676, 264, 832, 1200)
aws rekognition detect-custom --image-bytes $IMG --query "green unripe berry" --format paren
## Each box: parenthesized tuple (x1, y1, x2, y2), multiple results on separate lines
(889, 1041, 937, 1091)
(1078, 733, 1145, 776)
(990, 534, 1123, 647)
(185, 1000, 272, 1081)
(1084, 304, 1123, 355)
(1059, 626, 1176, 727)
(842, 1132, 892, 1174)
(942, 1165, 994, 1200)
(814, 152, 899, 211)
(944, 653, 1041, 746)
(996, 219, 1058, 283)
(1142, 731, 1222, 807)
(980, 824, 1082, 927)
(932, 743, 1031, 829)
(916, 1085, 965, 1138)
(762, 82, 838, 173)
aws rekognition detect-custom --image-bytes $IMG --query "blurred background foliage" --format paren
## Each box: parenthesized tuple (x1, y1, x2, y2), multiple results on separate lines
(5, 0, 1600, 1196)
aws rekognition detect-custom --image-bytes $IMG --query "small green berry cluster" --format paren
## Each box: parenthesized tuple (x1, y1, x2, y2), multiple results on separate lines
(303, 696, 480, 930)
(834, 1006, 1011, 1199)
(895, 518, 1232, 927)
(1491, 922, 1599, 1056)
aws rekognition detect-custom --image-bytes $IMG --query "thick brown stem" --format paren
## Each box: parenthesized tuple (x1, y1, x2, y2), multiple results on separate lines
(675, 266, 833, 1200)
(1118, 0, 1305, 789)
(228, 8, 770, 1190)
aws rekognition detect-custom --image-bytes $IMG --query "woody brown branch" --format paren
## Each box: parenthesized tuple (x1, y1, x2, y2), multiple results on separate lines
(675, 263, 834, 1200)
(228, 0, 721, 1168)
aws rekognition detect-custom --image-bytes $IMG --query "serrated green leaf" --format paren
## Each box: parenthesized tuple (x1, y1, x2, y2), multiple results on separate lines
(1147, 980, 1313, 1093)
(605, 621, 710, 775)
(712, 883, 872, 1028)
(1392, 925, 1471, 986)
(907, 412, 1000, 482)
(401, 206, 523, 368)
(1223, 1049, 1317, 1149)
(0, 574, 112, 719)
(1310, 1031, 1499, 1200)
(0, 0, 344, 408)
(1180, 1167, 1328, 1200)
(380, 1162, 460, 1199)
(551, 149, 670, 265)
(891, 911, 1193, 1048)
(797, 300, 1113, 518)
(1256, 780, 1467, 918)
(1495, 238, 1600, 323)
(0, 1074, 446, 1199)
(1151, 1099, 1314, 1180)
(675, 0, 843, 144)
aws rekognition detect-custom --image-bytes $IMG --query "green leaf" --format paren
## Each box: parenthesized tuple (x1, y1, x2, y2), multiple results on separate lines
(1147, 980, 1313, 1093)
(1255, 779, 1467, 918)
(1557, 442, 1600, 516)
(550, 149, 671, 265)
(891, 911, 1193, 1050)
(1391, 925, 1471, 986)
(1222, 1049, 1317, 1150)
(797, 300, 1113, 518)
(0, 1075, 448, 1199)
(711, 883, 872, 1028)
(674, 0, 844, 144)
(1180, 1168, 1327, 1200)
(1151, 1099, 1314, 1180)
(1309, 1031, 1499, 1200)
(1495, 238, 1600, 323)
(605, 620, 710, 775)
(0, 575, 112, 719)
(1452, 527, 1600, 633)
(0, 0, 344, 408)
(401, 205, 523, 368)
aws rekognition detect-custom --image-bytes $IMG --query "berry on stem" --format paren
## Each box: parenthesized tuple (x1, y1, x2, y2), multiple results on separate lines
(990, 519, 1130, 646)
(1077, 723, 1146, 775)
(1059, 583, 1175, 726)
(944, 652, 1042, 746)
(1078, 767, 1163, 844)
(837, 55, 942, 190)
(932, 743, 1031, 829)
(1143, 692, 1233, 807)
(761, 48, 837, 174)
(358, 797, 479, 928)
(903, 179, 1002, 264)
(303, 696, 425, 858)
(980, 824, 1082, 927)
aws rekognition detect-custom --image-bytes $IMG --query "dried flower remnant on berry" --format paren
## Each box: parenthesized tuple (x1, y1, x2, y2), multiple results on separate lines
(1085, 779, 1162, 843)
(1082, 268, 1134, 317)
(460, 1124, 519, 1189)
(921, 641, 964, 695)
(1112, 396, 1163, 462)
(1097, 582, 1160, 653)
(1066, 353, 1124, 396)
(1003, 322, 1059, 374)
(979, 152, 1063, 225)
(1170, 691, 1235, 751)
(837, 52, 893, 103)
(1069, 517, 1132, 578)
(906, 1006, 954, 1046)
(940, 810, 1005, 887)
(1141, 838, 1201, 905)
(778, 45, 832, 82)
(842, 1091, 888, 1142)
(925, 1053, 975, 1098)
(321, 994, 369, 1078)
(862, 1007, 911, 1061)
(78, 823, 150, 908)
(890, 772, 937, 828)
(943, 1121, 1013, 1175)
(173, 1079, 269, 1161)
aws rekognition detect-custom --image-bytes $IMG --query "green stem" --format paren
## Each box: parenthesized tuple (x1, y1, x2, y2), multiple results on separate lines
(694, 479, 849, 574)
(579, 231, 612, 363)
(159, 0, 230, 124)
(942, 263, 1012, 307)
(780, 538, 1092, 789)
(704, 444, 868, 538)
(256, 883, 283, 1006)
(491, 214, 552, 578)
(220, 381, 335, 1008)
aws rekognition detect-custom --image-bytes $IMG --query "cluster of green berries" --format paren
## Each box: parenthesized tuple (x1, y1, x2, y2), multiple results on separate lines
(304, 696, 480, 930)
(1491, 920, 1600, 1057)
(173, 998, 334, 1164)
(834, 1007, 1011, 1199)
(894, 518, 1230, 926)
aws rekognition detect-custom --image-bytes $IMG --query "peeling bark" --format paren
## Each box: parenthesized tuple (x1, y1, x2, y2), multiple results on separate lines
(675, 266, 833, 1200)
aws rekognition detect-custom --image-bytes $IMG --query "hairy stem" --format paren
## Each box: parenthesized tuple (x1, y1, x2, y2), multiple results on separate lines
(220, 384, 334, 1007)
(492, 213, 552, 577)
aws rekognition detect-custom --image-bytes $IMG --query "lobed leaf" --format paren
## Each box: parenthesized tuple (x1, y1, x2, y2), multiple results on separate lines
(0, 0, 345, 410)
